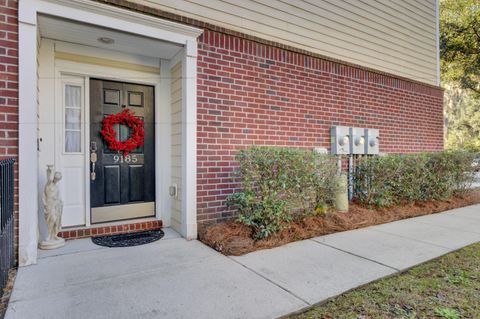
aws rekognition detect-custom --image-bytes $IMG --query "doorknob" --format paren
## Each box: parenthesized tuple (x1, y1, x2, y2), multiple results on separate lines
(90, 142, 97, 181)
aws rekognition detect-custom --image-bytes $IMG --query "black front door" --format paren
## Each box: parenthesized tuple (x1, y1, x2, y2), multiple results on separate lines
(90, 79, 155, 223)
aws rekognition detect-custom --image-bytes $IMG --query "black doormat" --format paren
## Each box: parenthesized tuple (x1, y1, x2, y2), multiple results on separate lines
(91, 229, 164, 248)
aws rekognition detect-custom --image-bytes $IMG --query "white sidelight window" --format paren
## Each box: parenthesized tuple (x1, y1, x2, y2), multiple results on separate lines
(63, 82, 83, 153)
(56, 75, 87, 229)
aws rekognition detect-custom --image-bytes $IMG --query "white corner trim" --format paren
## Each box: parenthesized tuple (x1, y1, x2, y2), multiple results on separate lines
(181, 40, 198, 240)
(157, 60, 172, 226)
(18, 20, 39, 266)
(185, 39, 198, 57)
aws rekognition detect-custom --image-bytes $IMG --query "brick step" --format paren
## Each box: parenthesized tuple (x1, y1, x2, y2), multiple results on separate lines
(59, 220, 163, 240)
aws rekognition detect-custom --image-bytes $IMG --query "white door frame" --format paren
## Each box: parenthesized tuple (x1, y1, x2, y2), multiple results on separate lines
(19, 0, 202, 266)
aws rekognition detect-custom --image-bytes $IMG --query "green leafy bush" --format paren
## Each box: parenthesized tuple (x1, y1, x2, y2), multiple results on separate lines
(354, 151, 476, 206)
(227, 146, 338, 239)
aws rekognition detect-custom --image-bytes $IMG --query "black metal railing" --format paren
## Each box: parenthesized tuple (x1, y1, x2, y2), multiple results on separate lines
(0, 158, 15, 294)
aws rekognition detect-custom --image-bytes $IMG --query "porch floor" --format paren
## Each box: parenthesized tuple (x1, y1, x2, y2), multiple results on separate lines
(6, 204, 480, 319)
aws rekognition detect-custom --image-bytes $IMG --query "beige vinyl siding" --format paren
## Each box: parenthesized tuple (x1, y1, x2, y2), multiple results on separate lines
(136, 0, 438, 85)
(170, 62, 182, 233)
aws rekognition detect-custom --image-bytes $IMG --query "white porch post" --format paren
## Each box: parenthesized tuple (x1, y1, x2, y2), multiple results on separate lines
(18, 6, 39, 266)
(157, 60, 172, 226)
(181, 40, 198, 239)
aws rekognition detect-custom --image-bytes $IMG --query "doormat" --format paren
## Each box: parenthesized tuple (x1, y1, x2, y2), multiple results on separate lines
(92, 229, 164, 248)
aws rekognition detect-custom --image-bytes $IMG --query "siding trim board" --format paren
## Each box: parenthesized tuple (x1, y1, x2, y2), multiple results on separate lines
(96, 0, 441, 89)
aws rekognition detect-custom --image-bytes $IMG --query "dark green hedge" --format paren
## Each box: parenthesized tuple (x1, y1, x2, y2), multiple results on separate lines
(354, 151, 477, 207)
(228, 148, 476, 239)
(226, 146, 338, 239)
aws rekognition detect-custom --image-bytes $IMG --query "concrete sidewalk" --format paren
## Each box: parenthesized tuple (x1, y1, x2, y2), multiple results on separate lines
(6, 204, 480, 319)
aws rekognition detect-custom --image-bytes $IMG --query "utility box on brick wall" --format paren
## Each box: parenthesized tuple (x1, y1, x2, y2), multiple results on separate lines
(365, 128, 380, 154)
(349, 127, 365, 154)
(330, 126, 350, 155)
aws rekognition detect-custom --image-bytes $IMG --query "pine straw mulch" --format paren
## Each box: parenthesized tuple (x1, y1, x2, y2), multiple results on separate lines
(199, 189, 480, 256)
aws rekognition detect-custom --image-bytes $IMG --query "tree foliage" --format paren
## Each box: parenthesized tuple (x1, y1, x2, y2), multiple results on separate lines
(444, 85, 480, 150)
(441, 0, 480, 150)
(441, 0, 480, 94)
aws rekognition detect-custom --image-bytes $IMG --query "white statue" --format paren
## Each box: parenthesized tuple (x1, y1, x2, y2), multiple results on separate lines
(39, 165, 65, 250)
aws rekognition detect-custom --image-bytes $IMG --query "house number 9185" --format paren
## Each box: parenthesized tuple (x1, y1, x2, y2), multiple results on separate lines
(113, 154, 138, 163)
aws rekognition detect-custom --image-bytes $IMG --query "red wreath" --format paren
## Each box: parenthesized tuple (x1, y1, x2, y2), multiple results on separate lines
(100, 109, 144, 156)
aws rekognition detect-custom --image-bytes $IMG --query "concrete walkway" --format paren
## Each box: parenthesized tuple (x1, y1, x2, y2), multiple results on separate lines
(6, 204, 480, 319)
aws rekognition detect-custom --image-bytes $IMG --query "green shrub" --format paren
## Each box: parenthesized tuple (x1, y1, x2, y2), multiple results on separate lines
(354, 151, 476, 206)
(227, 146, 338, 239)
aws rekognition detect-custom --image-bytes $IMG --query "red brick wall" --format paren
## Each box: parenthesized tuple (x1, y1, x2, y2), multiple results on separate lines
(196, 29, 444, 225)
(0, 1, 18, 155)
(0, 0, 18, 257)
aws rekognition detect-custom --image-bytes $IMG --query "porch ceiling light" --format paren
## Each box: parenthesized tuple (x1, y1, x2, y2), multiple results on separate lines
(97, 37, 115, 44)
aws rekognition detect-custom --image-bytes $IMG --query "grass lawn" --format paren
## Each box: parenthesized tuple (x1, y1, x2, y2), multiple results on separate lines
(290, 243, 480, 319)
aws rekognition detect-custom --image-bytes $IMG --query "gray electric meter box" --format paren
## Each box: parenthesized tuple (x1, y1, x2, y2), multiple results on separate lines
(349, 127, 365, 154)
(330, 126, 350, 155)
(365, 128, 379, 154)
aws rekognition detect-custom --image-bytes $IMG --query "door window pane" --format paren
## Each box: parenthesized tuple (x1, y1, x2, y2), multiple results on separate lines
(65, 109, 81, 130)
(65, 131, 81, 153)
(64, 84, 82, 153)
(65, 85, 81, 107)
